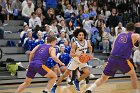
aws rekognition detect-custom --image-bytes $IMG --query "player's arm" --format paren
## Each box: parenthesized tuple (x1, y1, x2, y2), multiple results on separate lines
(87, 40, 94, 59)
(87, 40, 92, 54)
(132, 33, 140, 44)
(70, 42, 79, 57)
(49, 47, 65, 66)
(29, 45, 40, 62)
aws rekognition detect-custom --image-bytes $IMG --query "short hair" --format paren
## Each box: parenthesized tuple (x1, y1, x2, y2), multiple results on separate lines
(126, 22, 135, 32)
(47, 36, 57, 43)
(73, 28, 87, 38)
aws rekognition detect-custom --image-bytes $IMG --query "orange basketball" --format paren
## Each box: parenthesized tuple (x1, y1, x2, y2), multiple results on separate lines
(79, 54, 90, 63)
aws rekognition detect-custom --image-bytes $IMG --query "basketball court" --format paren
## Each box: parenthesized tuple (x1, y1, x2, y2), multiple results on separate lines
(0, 78, 139, 93)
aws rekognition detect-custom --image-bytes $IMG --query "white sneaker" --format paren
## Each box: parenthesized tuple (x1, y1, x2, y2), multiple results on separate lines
(89, 74, 95, 78)
(66, 77, 71, 83)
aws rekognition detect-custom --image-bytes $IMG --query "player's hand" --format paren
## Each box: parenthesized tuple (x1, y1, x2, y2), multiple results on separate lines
(60, 62, 65, 66)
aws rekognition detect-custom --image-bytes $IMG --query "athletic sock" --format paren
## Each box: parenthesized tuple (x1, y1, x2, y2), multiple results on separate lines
(87, 83, 97, 91)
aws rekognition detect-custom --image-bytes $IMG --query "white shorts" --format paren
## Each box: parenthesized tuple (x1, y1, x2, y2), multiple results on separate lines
(67, 59, 88, 70)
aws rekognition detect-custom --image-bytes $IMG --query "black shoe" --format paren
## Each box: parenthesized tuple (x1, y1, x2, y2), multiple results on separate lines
(85, 90, 92, 93)
(42, 90, 48, 93)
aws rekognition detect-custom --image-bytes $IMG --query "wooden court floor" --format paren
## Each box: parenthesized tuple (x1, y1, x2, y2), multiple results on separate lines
(0, 79, 140, 93)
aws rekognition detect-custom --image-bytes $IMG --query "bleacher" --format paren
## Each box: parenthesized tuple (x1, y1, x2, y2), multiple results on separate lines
(0, 20, 130, 84)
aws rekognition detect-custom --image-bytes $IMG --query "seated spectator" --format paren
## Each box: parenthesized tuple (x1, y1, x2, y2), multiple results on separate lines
(115, 22, 126, 35)
(35, 7, 45, 23)
(65, 4, 74, 14)
(19, 24, 30, 46)
(57, 31, 69, 45)
(21, 0, 34, 9)
(133, 45, 140, 79)
(34, 31, 44, 46)
(22, 0, 34, 24)
(117, 27, 123, 35)
(50, 20, 59, 37)
(0, 0, 6, 25)
(63, 39, 71, 54)
(109, 26, 116, 49)
(11, 0, 22, 20)
(29, 12, 41, 30)
(43, 24, 50, 39)
(44, 8, 56, 25)
(102, 23, 109, 53)
(57, 44, 71, 82)
(5, 0, 13, 20)
(23, 31, 35, 55)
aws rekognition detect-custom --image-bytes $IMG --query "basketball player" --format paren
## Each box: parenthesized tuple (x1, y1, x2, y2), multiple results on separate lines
(85, 22, 140, 93)
(51, 28, 94, 92)
(15, 36, 65, 93)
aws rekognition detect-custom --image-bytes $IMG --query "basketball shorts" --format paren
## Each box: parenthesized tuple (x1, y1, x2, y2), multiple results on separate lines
(103, 57, 134, 76)
(26, 60, 51, 79)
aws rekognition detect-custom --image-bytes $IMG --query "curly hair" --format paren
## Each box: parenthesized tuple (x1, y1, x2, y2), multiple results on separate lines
(73, 28, 87, 39)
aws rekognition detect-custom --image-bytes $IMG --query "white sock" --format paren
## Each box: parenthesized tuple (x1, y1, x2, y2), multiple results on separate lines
(44, 88, 50, 92)
(87, 83, 97, 91)
(134, 89, 139, 93)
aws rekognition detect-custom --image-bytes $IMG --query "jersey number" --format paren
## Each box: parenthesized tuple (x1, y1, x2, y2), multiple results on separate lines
(119, 35, 128, 43)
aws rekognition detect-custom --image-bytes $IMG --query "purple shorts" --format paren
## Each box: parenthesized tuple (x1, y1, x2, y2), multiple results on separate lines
(103, 57, 134, 76)
(26, 60, 51, 79)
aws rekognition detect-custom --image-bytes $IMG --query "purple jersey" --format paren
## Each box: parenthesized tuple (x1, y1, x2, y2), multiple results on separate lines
(32, 44, 51, 64)
(111, 32, 133, 59)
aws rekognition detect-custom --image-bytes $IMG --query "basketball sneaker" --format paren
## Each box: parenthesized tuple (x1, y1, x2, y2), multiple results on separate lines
(73, 79, 80, 91)
(51, 84, 57, 93)
(85, 90, 92, 93)
(42, 90, 48, 93)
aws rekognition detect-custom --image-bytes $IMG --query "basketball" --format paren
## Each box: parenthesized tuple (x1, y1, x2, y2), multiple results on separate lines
(79, 54, 90, 63)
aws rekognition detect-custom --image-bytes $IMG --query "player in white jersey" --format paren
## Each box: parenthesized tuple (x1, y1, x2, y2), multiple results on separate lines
(51, 28, 94, 92)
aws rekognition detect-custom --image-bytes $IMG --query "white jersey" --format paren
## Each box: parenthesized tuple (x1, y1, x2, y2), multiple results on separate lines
(73, 40, 88, 62)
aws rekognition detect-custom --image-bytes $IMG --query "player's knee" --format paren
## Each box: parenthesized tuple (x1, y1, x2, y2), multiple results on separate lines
(52, 73, 58, 80)
(24, 81, 31, 86)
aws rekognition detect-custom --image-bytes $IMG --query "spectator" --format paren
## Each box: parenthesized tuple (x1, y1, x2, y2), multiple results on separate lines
(115, 22, 126, 35)
(43, 24, 50, 39)
(21, 0, 34, 9)
(109, 26, 116, 49)
(50, 20, 59, 37)
(11, 0, 22, 20)
(133, 45, 140, 79)
(23, 31, 35, 55)
(19, 24, 30, 46)
(5, 0, 12, 20)
(34, 31, 44, 46)
(65, 4, 74, 14)
(35, 8, 45, 23)
(107, 8, 120, 27)
(29, 12, 41, 29)
(0, 0, 6, 25)
(102, 22, 109, 53)
(22, 0, 34, 24)
(44, 8, 56, 25)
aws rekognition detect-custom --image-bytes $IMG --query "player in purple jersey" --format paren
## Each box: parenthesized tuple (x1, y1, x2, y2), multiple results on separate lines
(15, 36, 65, 93)
(85, 22, 140, 93)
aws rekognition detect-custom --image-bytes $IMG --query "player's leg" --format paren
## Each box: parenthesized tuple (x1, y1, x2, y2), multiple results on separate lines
(15, 77, 32, 93)
(127, 68, 138, 89)
(52, 64, 62, 76)
(51, 60, 78, 92)
(15, 62, 36, 93)
(38, 65, 57, 92)
(85, 73, 109, 93)
(43, 70, 57, 92)
(78, 67, 90, 81)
